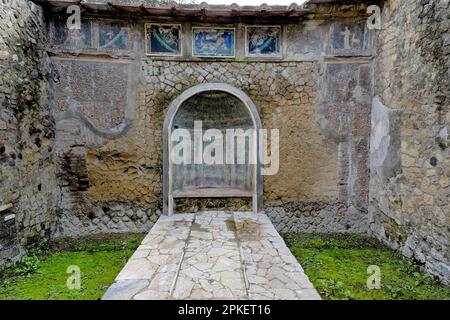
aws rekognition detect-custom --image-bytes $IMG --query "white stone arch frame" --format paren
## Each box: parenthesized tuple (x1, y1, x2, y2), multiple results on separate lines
(163, 83, 264, 215)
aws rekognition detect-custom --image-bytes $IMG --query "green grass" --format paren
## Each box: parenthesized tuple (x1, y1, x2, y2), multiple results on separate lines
(0, 234, 144, 300)
(2, 232, 449, 300)
(283, 233, 450, 300)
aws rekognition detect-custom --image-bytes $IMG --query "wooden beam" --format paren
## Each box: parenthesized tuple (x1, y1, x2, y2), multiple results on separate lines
(173, 187, 253, 198)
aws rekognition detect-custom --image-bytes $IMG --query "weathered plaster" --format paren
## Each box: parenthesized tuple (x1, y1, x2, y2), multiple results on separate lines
(369, 0, 450, 284)
(45, 4, 374, 236)
(2, 0, 448, 286)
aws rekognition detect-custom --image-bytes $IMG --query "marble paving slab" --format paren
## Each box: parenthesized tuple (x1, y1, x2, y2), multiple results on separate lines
(103, 211, 321, 300)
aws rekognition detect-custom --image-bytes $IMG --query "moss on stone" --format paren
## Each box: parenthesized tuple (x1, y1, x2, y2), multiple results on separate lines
(283, 233, 450, 300)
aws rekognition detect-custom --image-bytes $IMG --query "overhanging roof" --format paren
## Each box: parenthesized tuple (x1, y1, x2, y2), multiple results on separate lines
(32, 0, 307, 15)
(31, 0, 376, 21)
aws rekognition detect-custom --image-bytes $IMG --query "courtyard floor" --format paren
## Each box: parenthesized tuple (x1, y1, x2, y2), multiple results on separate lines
(103, 212, 321, 300)
(2, 227, 449, 300)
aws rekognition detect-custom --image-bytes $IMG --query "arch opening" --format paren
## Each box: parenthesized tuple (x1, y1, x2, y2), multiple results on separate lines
(163, 83, 263, 215)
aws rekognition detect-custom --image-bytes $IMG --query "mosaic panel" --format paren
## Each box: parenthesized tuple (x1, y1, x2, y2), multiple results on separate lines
(52, 19, 92, 49)
(192, 28, 235, 58)
(329, 23, 369, 56)
(146, 24, 182, 56)
(99, 23, 128, 49)
(246, 26, 281, 57)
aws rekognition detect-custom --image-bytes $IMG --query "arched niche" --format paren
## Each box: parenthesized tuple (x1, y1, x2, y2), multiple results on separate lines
(163, 83, 263, 215)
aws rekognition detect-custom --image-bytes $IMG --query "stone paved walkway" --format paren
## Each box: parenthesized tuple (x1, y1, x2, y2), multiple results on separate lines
(103, 212, 321, 300)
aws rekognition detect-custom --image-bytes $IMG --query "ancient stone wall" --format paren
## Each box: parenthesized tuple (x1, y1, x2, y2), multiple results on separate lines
(49, 20, 160, 236)
(2, 0, 448, 286)
(50, 11, 373, 235)
(0, 0, 56, 268)
(370, 0, 450, 284)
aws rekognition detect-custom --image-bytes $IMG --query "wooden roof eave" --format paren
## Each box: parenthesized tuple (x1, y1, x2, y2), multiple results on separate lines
(108, 4, 309, 22)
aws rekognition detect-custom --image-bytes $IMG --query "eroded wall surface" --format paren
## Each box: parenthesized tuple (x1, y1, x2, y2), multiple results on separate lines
(1, 0, 449, 286)
(370, 0, 450, 283)
(49, 6, 373, 236)
(0, 0, 56, 268)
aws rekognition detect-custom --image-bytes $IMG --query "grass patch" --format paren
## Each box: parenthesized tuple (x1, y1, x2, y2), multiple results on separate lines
(0, 234, 144, 300)
(283, 233, 450, 300)
(3, 231, 449, 300)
